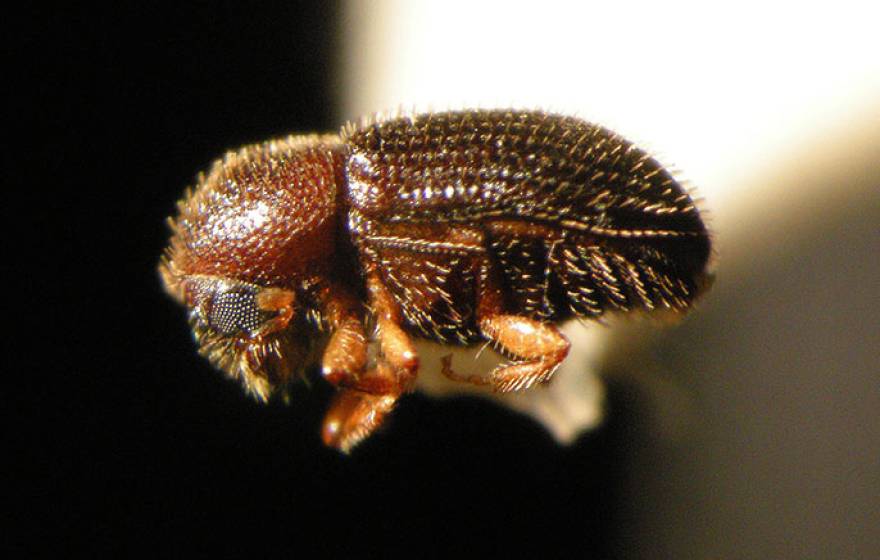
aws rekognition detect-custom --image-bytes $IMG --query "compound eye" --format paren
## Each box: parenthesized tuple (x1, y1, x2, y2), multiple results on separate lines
(207, 287, 268, 336)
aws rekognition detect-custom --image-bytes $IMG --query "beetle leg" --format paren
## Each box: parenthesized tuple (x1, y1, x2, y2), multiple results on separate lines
(476, 262, 570, 392)
(366, 272, 420, 385)
(253, 287, 296, 336)
(316, 283, 383, 452)
(318, 283, 368, 389)
(478, 315, 570, 392)
(317, 276, 418, 452)
(322, 388, 399, 453)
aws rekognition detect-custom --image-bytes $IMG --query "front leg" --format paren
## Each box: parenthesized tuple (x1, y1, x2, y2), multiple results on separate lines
(316, 277, 418, 452)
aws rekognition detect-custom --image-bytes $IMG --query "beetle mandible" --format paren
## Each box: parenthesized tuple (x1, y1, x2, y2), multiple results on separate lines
(159, 109, 712, 452)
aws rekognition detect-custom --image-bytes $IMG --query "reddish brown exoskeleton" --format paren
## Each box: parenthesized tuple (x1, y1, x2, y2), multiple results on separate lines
(160, 109, 712, 452)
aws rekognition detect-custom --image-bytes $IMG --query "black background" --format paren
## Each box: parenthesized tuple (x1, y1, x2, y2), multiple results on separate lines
(17, 3, 643, 556)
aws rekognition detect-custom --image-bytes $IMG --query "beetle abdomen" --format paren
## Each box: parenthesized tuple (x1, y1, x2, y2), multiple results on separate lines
(344, 110, 711, 332)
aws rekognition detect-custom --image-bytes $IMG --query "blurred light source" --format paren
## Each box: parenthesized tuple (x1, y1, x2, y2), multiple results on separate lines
(341, 0, 880, 211)
(340, 0, 880, 425)
(339, 1, 880, 556)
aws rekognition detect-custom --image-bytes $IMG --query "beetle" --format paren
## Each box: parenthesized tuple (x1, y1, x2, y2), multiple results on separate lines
(159, 109, 712, 452)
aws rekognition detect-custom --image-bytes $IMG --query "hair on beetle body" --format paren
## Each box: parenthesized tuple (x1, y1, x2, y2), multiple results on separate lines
(160, 108, 713, 452)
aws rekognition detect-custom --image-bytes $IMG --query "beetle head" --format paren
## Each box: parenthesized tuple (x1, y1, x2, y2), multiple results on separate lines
(159, 135, 343, 399)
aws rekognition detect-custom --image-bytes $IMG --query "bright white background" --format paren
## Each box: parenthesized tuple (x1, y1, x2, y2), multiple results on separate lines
(339, 1, 879, 557)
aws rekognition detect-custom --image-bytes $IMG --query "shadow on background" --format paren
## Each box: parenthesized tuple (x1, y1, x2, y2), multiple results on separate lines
(602, 120, 879, 557)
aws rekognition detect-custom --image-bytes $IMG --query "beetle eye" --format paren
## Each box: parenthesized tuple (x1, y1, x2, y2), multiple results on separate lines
(182, 279, 308, 401)
(207, 287, 268, 336)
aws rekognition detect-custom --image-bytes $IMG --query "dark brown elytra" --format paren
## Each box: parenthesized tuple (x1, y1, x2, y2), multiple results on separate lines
(160, 109, 712, 452)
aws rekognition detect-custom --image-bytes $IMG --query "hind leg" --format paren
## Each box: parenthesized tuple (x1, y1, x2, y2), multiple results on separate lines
(441, 259, 570, 392)
(478, 315, 570, 392)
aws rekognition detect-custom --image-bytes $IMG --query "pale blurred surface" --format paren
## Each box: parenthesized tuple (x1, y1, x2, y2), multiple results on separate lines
(340, 1, 879, 557)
